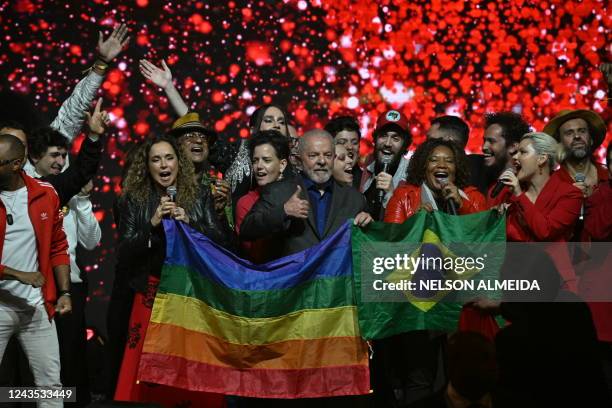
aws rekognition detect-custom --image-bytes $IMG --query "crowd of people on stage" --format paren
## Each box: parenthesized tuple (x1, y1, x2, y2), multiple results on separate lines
(0, 24, 611, 408)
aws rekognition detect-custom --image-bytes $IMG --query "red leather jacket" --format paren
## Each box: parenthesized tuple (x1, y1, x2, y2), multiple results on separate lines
(384, 183, 487, 224)
(0, 172, 70, 319)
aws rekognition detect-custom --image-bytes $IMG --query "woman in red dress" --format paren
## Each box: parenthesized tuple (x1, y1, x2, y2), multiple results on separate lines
(497, 132, 582, 291)
(114, 136, 231, 406)
(385, 138, 486, 223)
(235, 130, 290, 263)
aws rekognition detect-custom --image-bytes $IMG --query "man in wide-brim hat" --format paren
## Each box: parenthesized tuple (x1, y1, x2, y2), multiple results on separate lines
(543, 109, 608, 198)
(168, 112, 231, 215)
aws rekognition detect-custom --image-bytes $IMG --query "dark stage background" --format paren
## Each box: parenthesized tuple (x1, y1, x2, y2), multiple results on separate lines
(0, 0, 610, 336)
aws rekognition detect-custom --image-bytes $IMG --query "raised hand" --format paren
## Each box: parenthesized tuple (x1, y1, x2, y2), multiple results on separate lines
(212, 179, 231, 212)
(139, 59, 173, 90)
(441, 180, 463, 208)
(283, 186, 310, 219)
(499, 168, 521, 196)
(375, 172, 393, 193)
(98, 23, 130, 62)
(85, 98, 110, 135)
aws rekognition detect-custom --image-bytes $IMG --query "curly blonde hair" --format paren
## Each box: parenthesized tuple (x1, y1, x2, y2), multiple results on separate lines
(121, 135, 199, 210)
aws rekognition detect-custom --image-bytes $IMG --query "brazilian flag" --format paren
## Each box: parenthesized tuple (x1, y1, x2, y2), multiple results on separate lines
(352, 210, 506, 340)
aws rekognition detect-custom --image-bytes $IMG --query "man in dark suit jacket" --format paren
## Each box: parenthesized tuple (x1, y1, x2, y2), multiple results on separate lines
(240, 128, 372, 257)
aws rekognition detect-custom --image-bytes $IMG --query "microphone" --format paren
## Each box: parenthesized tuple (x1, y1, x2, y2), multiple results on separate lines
(378, 155, 393, 203)
(439, 177, 458, 215)
(575, 173, 585, 220)
(490, 167, 516, 198)
(166, 185, 177, 202)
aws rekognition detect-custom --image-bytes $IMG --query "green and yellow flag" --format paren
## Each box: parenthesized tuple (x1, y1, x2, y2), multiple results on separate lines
(352, 210, 506, 340)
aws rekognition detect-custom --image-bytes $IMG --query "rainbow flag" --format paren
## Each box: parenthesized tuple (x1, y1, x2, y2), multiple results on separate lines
(138, 220, 369, 399)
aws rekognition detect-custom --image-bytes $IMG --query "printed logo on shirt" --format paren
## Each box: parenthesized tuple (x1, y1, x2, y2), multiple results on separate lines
(40, 212, 48, 221)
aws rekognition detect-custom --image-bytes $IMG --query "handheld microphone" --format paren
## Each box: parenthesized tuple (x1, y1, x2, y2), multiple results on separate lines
(166, 186, 177, 202)
(378, 155, 393, 202)
(575, 173, 585, 220)
(491, 167, 516, 198)
(439, 177, 458, 215)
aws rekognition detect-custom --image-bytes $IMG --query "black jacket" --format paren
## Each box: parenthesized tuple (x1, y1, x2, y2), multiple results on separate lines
(38, 136, 102, 206)
(116, 186, 235, 293)
(240, 175, 367, 257)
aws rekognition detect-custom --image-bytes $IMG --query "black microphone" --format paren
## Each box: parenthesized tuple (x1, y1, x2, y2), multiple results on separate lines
(490, 167, 516, 198)
(575, 173, 585, 220)
(378, 155, 392, 203)
(166, 185, 177, 202)
(440, 177, 458, 215)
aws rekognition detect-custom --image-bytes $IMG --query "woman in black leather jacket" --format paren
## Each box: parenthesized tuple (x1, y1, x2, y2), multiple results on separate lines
(111, 135, 232, 405)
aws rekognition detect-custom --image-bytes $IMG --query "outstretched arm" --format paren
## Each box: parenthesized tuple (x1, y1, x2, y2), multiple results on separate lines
(43, 98, 110, 206)
(139, 59, 189, 116)
(50, 23, 129, 141)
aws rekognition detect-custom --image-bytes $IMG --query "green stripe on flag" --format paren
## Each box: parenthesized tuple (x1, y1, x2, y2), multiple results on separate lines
(159, 264, 354, 318)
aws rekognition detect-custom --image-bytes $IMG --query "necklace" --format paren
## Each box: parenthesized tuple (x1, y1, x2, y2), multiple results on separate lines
(1, 191, 18, 226)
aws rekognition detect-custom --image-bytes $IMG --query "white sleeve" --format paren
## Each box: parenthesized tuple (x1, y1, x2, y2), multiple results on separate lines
(70, 195, 102, 250)
(50, 71, 104, 142)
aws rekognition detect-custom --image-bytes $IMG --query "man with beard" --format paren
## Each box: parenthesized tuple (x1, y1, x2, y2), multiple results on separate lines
(360, 110, 412, 220)
(168, 112, 232, 220)
(0, 134, 71, 408)
(543, 109, 608, 198)
(240, 128, 372, 257)
(481, 112, 531, 207)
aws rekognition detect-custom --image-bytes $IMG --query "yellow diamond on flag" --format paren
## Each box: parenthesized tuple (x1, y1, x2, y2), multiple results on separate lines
(386, 229, 482, 312)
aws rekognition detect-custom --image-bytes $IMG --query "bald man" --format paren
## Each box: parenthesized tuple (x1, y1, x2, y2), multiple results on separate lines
(0, 134, 71, 408)
(240, 129, 372, 257)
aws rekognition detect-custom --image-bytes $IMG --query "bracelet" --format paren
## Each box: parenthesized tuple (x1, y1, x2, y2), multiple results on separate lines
(97, 54, 111, 64)
(58, 290, 71, 298)
(83, 59, 109, 75)
(93, 59, 109, 71)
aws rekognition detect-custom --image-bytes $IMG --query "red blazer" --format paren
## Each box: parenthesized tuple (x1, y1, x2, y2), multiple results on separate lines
(505, 174, 582, 290)
(581, 181, 612, 342)
(384, 183, 487, 224)
(584, 180, 612, 241)
(0, 172, 70, 319)
(505, 175, 582, 242)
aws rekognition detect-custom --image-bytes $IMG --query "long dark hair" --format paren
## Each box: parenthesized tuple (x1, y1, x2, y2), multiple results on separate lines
(406, 138, 471, 188)
(248, 104, 290, 137)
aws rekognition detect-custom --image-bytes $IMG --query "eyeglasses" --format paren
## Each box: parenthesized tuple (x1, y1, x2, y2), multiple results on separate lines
(181, 132, 209, 143)
(0, 158, 20, 167)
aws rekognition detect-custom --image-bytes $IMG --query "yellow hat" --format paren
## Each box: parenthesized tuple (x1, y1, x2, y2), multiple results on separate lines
(543, 109, 606, 150)
(168, 112, 217, 145)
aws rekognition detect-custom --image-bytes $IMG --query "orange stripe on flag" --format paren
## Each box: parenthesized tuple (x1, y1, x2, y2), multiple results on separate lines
(142, 321, 369, 370)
